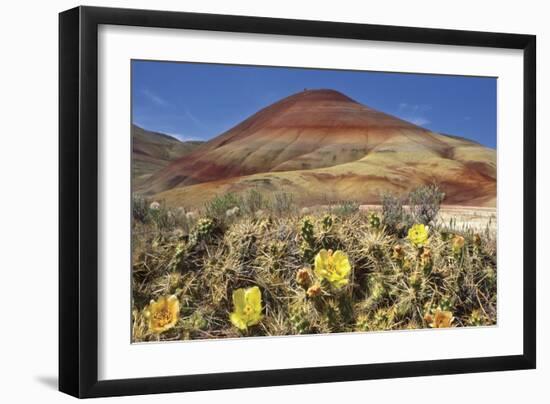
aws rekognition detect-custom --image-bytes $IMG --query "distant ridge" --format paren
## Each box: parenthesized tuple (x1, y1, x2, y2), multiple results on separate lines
(132, 125, 204, 188)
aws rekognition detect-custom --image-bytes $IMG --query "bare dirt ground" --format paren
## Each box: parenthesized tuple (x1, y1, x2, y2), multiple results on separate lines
(360, 205, 497, 232)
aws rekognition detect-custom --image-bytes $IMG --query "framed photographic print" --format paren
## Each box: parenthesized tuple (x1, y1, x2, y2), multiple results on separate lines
(59, 6, 536, 398)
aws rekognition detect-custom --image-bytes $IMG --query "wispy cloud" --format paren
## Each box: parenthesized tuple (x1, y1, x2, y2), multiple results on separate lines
(163, 132, 202, 142)
(184, 108, 207, 130)
(397, 103, 432, 127)
(141, 89, 169, 106)
(409, 117, 431, 126)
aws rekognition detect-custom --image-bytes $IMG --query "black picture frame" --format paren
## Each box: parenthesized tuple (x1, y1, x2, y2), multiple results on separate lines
(59, 5, 536, 398)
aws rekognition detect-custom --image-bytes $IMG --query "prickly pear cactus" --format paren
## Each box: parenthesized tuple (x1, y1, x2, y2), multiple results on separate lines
(300, 217, 316, 262)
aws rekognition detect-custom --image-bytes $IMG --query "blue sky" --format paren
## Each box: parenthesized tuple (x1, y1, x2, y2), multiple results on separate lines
(132, 60, 497, 148)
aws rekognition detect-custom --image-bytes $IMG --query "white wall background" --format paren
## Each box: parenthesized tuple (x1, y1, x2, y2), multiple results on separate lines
(0, 0, 546, 402)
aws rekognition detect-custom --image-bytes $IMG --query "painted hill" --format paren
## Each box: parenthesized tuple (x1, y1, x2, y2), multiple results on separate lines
(132, 125, 204, 188)
(142, 89, 496, 207)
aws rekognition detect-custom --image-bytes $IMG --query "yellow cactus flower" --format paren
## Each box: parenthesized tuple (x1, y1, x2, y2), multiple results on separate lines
(424, 309, 454, 328)
(230, 286, 263, 331)
(314, 249, 351, 289)
(144, 295, 180, 334)
(407, 224, 429, 247)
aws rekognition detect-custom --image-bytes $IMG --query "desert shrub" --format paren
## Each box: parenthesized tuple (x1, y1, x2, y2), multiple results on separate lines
(205, 193, 241, 220)
(408, 184, 445, 225)
(242, 188, 267, 214)
(331, 200, 360, 216)
(381, 193, 409, 233)
(271, 192, 295, 215)
(149, 202, 181, 231)
(381, 185, 444, 232)
(132, 194, 184, 231)
(132, 194, 151, 223)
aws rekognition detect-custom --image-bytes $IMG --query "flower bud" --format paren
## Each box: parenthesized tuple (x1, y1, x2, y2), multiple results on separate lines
(296, 267, 311, 287)
(392, 244, 404, 260)
(306, 283, 322, 298)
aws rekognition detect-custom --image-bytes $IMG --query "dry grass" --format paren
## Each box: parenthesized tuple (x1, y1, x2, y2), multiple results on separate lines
(131, 197, 497, 342)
